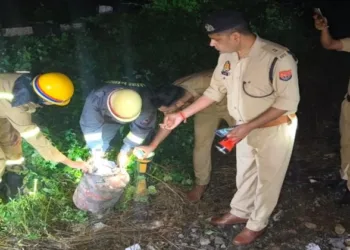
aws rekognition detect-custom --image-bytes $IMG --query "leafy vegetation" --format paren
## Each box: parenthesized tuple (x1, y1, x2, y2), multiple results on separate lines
(0, 0, 311, 240)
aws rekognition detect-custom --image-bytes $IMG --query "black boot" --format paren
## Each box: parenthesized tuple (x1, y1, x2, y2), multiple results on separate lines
(326, 178, 347, 190)
(338, 189, 350, 205)
(4, 172, 24, 199)
(0, 180, 8, 203)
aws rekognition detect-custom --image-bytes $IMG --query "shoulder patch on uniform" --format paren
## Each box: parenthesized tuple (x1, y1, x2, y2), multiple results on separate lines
(221, 61, 231, 76)
(279, 70, 292, 81)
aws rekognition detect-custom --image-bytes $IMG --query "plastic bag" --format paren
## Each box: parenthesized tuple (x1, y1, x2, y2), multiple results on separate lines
(73, 159, 130, 214)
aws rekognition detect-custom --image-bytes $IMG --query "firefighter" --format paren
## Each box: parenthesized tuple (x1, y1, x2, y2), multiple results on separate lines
(136, 69, 235, 202)
(79, 82, 157, 168)
(0, 72, 89, 200)
(313, 13, 350, 204)
(161, 10, 300, 245)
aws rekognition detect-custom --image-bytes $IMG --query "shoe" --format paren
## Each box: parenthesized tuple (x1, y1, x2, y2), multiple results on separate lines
(232, 227, 265, 246)
(326, 179, 347, 190)
(338, 189, 350, 205)
(4, 172, 24, 199)
(211, 213, 248, 226)
(186, 185, 207, 202)
(0, 181, 7, 203)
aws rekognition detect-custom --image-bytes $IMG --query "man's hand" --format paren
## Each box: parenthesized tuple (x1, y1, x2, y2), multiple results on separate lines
(313, 14, 328, 31)
(160, 112, 184, 130)
(117, 151, 130, 169)
(226, 123, 253, 141)
(62, 158, 90, 172)
(134, 145, 156, 159)
(158, 104, 179, 114)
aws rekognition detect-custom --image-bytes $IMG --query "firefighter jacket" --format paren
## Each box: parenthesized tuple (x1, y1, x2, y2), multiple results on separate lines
(79, 83, 157, 154)
(0, 73, 66, 162)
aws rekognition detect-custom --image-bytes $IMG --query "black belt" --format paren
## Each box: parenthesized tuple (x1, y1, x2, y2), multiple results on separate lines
(347, 94, 350, 102)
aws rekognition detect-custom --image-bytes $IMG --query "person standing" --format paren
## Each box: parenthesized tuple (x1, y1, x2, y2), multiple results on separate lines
(161, 10, 300, 245)
(313, 12, 350, 204)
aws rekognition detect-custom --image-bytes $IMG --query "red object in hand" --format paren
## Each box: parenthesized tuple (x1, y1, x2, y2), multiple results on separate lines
(215, 137, 241, 154)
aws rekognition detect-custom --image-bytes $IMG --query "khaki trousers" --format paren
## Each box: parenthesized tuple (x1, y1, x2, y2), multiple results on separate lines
(193, 110, 235, 185)
(0, 118, 24, 180)
(229, 117, 298, 231)
(339, 98, 350, 191)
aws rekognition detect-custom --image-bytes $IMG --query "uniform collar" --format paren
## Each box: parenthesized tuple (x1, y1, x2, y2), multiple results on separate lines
(247, 34, 263, 58)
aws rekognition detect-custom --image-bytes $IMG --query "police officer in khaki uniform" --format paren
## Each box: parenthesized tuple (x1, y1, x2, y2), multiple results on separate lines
(0, 72, 89, 200)
(135, 69, 235, 202)
(161, 10, 300, 245)
(313, 12, 350, 204)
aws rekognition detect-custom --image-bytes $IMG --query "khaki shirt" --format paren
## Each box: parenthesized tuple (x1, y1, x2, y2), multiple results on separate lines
(204, 36, 300, 124)
(173, 69, 229, 114)
(341, 38, 350, 53)
(0, 73, 65, 162)
(340, 38, 350, 94)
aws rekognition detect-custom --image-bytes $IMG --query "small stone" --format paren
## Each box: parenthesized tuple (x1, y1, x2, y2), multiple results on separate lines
(190, 233, 199, 239)
(200, 237, 211, 246)
(329, 238, 345, 249)
(181, 242, 188, 246)
(191, 228, 197, 233)
(335, 224, 346, 235)
(288, 229, 297, 234)
(205, 229, 215, 235)
(273, 210, 283, 221)
(345, 238, 350, 246)
(305, 222, 317, 229)
(178, 234, 184, 239)
(220, 244, 226, 249)
(305, 243, 320, 250)
(214, 237, 225, 245)
(92, 222, 107, 231)
(146, 245, 156, 250)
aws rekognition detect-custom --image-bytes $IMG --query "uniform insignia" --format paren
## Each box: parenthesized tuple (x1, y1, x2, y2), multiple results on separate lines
(279, 70, 292, 81)
(205, 24, 215, 32)
(221, 61, 231, 76)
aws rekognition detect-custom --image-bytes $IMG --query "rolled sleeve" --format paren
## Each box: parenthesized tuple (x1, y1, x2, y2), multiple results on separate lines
(272, 54, 300, 112)
(341, 38, 350, 53)
(203, 65, 227, 102)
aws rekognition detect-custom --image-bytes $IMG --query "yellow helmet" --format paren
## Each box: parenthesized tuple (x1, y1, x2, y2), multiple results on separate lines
(107, 89, 142, 122)
(32, 73, 74, 106)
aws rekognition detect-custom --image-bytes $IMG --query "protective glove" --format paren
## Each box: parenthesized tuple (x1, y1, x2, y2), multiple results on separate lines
(116, 151, 130, 169)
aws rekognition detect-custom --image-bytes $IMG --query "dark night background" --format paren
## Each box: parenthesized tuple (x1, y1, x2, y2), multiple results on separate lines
(1, 0, 350, 37)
